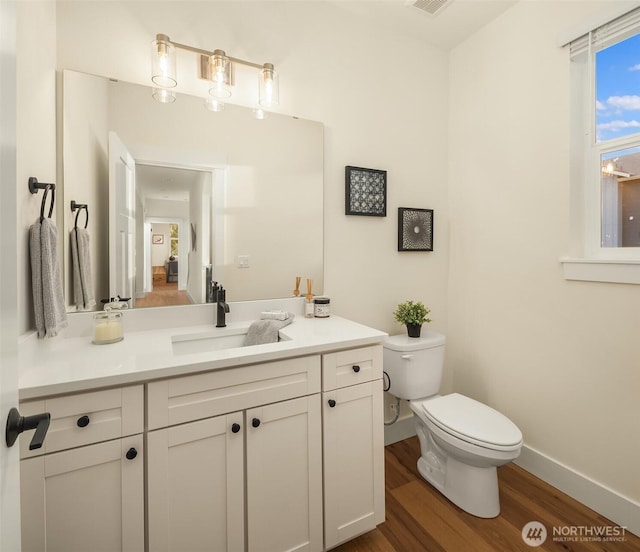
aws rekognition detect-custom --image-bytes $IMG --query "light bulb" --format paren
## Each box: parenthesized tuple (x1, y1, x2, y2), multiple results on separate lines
(259, 63, 279, 107)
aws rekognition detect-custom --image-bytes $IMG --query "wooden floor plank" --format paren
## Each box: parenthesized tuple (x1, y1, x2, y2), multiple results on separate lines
(391, 480, 498, 552)
(334, 437, 639, 552)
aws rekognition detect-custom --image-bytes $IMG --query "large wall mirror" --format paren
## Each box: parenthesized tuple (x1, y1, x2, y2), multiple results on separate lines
(62, 70, 324, 311)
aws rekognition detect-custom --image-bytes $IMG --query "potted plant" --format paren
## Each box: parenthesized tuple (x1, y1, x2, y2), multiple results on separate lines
(393, 300, 431, 338)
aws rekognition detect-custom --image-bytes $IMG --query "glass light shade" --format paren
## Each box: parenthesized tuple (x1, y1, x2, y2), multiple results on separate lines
(152, 88, 176, 103)
(151, 36, 177, 88)
(259, 63, 279, 107)
(253, 108, 267, 120)
(208, 51, 232, 99)
(205, 98, 225, 112)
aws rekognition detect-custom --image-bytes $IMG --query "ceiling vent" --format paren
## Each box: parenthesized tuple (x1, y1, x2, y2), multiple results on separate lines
(407, 0, 451, 17)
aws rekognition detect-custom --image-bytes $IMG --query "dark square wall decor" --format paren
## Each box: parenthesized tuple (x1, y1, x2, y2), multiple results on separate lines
(398, 207, 434, 251)
(345, 166, 387, 216)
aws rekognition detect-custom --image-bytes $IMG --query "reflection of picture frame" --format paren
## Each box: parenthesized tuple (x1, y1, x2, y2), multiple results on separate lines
(345, 166, 387, 217)
(398, 208, 433, 251)
(152, 234, 164, 245)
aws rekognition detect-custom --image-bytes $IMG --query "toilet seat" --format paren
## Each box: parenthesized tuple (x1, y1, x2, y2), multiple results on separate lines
(417, 393, 522, 452)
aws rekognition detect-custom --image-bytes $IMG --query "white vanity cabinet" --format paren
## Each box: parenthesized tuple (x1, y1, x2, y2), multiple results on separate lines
(321, 345, 385, 550)
(18, 316, 388, 552)
(19, 386, 144, 552)
(146, 355, 323, 552)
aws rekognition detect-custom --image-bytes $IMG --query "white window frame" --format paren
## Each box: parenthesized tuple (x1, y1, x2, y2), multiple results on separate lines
(562, 3, 640, 284)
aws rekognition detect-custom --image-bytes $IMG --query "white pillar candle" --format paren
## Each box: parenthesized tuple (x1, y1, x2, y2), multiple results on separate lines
(93, 313, 124, 344)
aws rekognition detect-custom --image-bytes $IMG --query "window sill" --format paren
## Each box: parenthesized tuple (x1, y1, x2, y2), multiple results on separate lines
(561, 258, 640, 284)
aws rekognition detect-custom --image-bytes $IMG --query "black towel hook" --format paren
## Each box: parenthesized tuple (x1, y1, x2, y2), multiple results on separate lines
(28, 177, 55, 222)
(70, 200, 89, 229)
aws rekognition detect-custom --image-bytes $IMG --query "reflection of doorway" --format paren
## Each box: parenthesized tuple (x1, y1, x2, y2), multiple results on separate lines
(137, 220, 191, 308)
(135, 162, 216, 306)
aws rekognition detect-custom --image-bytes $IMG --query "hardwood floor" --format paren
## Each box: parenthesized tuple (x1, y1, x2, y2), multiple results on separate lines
(135, 277, 193, 308)
(335, 437, 639, 552)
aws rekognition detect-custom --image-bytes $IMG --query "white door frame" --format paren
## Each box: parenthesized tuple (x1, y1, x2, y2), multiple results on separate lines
(0, 2, 22, 548)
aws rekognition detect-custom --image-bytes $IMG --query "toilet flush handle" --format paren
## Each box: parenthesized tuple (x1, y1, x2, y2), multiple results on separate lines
(401, 354, 413, 360)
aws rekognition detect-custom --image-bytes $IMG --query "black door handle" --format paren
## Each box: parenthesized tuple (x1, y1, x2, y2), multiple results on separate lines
(77, 415, 90, 428)
(231, 423, 241, 433)
(352, 365, 361, 373)
(125, 447, 138, 460)
(5, 408, 51, 450)
(252, 418, 261, 428)
(328, 399, 336, 408)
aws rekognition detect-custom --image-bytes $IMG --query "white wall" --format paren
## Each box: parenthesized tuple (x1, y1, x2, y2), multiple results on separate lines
(52, 0, 450, 338)
(449, 0, 640, 511)
(150, 223, 172, 266)
(16, 1, 57, 333)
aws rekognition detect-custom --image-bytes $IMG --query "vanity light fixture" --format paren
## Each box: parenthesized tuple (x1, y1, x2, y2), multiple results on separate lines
(151, 34, 177, 88)
(151, 33, 279, 111)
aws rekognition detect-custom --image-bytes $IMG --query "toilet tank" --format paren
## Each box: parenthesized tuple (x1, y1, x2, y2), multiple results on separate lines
(383, 331, 446, 400)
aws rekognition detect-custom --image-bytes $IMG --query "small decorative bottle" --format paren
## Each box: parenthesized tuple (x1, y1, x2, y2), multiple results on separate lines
(305, 294, 314, 318)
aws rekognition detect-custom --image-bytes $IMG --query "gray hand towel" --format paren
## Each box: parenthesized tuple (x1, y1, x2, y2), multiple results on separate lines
(243, 314, 295, 346)
(30, 218, 68, 338)
(70, 227, 96, 310)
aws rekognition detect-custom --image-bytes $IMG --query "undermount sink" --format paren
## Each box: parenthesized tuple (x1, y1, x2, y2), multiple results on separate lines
(171, 327, 250, 355)
(171, 325, 291, 355)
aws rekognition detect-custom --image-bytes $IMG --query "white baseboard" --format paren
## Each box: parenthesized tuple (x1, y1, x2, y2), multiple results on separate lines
(515, 445, 640, 537)
(384, 415, 416, 446)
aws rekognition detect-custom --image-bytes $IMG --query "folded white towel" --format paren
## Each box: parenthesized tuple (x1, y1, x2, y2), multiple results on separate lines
(70, 227, 96, 311)
(30, 218, 68, 338)
(244, 314, 295, 346)
(260, 310, 289, 321)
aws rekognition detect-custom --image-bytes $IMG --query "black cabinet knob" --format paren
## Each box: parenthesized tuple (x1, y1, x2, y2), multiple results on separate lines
(77, 415, 90, 428)
(231, 423, 241, 433)
(125, 447, 137, 460)
(352, 365, 361, 373)
(252, 418, 261, 428)
(328, 399, 336, 408)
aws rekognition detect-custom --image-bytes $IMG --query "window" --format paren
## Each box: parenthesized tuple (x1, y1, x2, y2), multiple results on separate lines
(596, 33, 640, 248)
(170, 223, 179, 257)
(565, 7, 640, 283)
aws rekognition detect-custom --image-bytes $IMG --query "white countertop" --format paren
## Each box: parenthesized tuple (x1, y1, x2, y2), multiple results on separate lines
(19, 315, 388, 400)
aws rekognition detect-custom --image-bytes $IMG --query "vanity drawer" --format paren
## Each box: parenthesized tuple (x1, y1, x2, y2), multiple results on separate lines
(322, 345, 383, 391)
(19, 385, 144, 459)
(147, 355, 321, 430)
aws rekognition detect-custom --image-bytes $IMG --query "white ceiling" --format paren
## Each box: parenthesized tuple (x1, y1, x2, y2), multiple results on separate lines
(332, 0, 518, 50)
(136, 164, 203, 203)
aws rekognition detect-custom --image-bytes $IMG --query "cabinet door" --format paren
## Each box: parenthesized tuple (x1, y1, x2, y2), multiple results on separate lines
(246, 395, 322, 552)
(147, 412, 244, 552)
(323, 380, 385, 550)
(20, 435, 144, 552)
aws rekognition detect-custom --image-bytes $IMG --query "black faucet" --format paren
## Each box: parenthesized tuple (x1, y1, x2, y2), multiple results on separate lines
(208, 279, 218, 304)
(216, 285, 230, 328)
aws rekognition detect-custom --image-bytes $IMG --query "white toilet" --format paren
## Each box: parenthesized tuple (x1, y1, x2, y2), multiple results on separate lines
(383, 331, 523, 518)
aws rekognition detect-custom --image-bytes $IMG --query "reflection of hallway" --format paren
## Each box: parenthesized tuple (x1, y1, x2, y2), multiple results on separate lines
(135, 266, 192, 308)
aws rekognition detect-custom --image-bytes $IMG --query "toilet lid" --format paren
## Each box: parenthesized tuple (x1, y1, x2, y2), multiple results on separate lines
(420, 393, 522, 449)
